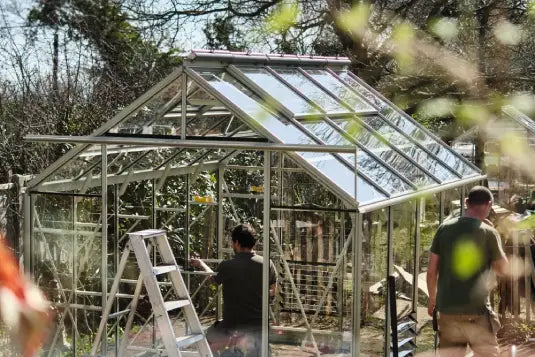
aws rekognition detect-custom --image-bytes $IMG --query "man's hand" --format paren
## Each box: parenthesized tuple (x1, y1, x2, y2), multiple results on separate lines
(428, 298, 436, 317)
(426, 252, 439, 317)
(189, 258, 203, 268)
(188, 258, 214, 274)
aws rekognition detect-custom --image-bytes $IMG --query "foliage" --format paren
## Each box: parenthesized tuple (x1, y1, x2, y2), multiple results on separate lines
(0, 0, 181, 183)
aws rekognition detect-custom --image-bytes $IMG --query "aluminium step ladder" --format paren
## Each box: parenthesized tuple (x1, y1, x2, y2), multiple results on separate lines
(90, 229, 212, 357)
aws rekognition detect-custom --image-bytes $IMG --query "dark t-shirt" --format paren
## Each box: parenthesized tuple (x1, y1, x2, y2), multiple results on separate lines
(213, 252, 277, 329)
(430, 216, 505, 314)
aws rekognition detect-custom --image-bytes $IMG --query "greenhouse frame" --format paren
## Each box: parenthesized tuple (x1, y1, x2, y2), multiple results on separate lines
(24, 50, 485, 357)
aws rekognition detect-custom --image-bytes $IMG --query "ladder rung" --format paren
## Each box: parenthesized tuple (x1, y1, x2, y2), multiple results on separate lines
(153, 264, 178, 275)
(109, 309, 131, 319)
(175, 334, 204, 348)
(164, 299, 190, 312)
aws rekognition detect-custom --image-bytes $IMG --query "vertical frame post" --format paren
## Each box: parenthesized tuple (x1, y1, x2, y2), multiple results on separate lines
(101, 144, 108, 354)
(351, 146, 360, 357)
(72, 194, 77, 356)
(460, 186, 466, 216)
(23, 191, 31, 273)
(352, 213, 362, 357)
(262, 151, 271, 357)
(181, 75, 187, 140)
(439, 191, 445, 224)
(184, 173, 191, 333)
(114, 184, 120, 356)
(385, 206, 393, 357)
(339, 212, 345, 332)
(152, 178, 157, 346)
(413, 200, 421, 315)
(524, 231, 531, 323)
(217, 167, 224, 321)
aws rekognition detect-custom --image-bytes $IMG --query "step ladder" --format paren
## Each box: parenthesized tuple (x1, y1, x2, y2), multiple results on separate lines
(90, 229, 212, 357)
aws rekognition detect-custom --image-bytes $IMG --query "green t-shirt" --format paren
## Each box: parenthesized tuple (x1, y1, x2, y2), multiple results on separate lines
(430, 216, 505, 314)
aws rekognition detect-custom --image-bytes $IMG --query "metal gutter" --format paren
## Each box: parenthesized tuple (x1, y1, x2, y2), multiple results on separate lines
(358, 174, 485, 213)
(24, 135, 356, 154)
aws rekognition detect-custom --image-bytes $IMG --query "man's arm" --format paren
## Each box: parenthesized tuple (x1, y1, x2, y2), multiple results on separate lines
(426, 252, 440, 317)
(488, 229, 508, 277)
(189, 258, 217, 284)
(269, 283, 277, 297)
(189, 258, 214, 273)
(492, 256, 508, 276)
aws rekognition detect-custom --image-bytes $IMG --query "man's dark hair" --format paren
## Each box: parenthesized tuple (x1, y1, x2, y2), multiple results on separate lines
(467, 186, 493, 206)
(231, 224, 256, 248)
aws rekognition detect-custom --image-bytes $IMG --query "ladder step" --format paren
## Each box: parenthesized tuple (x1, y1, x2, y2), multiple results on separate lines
(153, 264, 178, 275)
(128, 229, 166, 240)
(109, 309, 131, 319)
(397, 321, 416, 332)
(391, 351, 413, 357)
(399, 337, 415, 348)
(164, 299, 190, 312)
(175, 334, 205, 348)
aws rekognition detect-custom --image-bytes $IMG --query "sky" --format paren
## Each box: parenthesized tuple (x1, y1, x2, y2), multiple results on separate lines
(0, 0, 208, 83)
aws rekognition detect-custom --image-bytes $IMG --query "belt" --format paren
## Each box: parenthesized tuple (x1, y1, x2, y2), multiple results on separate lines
(438, 312, 485, 323)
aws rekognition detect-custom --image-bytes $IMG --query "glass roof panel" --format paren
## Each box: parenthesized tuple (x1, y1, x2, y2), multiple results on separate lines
(304, 69, 376, 113)
(237, 67, 320, 115)
(363, 116, 458, 182)
(40, 145, 103, 192)
(334, 118, 438, 187)
(108, 76, 182, 135)
(300, 119, 412, 195)
(273, 69, 349, 114)
(193, 69, 386, 204)
(335, 71, 478, 177)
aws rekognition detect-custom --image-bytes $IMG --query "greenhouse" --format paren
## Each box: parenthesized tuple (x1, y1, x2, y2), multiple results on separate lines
(24, 50, 485, 357)
(452, 105, 535, 211)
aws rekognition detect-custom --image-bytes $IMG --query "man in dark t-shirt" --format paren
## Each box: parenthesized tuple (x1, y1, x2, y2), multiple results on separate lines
(190, 224, 277, 355)
(427, 186, 508, 357)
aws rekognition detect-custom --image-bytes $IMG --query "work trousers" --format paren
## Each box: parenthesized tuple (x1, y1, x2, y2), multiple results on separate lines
(438, 312, 500, 357)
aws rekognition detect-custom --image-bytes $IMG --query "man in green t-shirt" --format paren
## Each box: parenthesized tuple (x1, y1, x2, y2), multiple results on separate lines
(427, 186, 508, 357)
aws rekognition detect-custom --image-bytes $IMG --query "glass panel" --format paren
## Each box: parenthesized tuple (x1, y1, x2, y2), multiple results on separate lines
(335, 119, 438, 187)
(269, 209, 353, 356)
(336, 71, 478, 177)
(130, 147, 178, 171)
(417, 194, 440, 352)
(363, 116, 458, 183)
(108, 76, 182, 135)
(44, 145, 100, 182)
(301, 120, 413, 195)
(276, 154, 346, 208)
(305, 69, 376, 113)
(392, 202, 416, 319)
(106, 146, 150, 175)
(32, 193, 103, 356)
(238, 67, 320, 115)
(32, 193, 75, 355)
(274, 69, 349, 114)
(194, 69, 386, 204)
(361, 208, 388, 356)
(444, 188, 462, 220)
